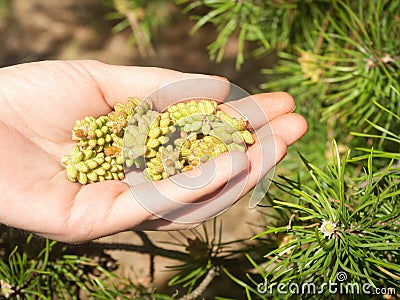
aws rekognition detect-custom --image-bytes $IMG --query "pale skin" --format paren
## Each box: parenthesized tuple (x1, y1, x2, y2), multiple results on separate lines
(0, 60, 307, 243)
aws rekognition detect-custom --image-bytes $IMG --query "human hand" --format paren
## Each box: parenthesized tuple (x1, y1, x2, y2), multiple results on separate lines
(0, 60, 307, 242)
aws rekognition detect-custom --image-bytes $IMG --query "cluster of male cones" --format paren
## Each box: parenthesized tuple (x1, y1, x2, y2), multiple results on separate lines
(61, 98, 255, 184)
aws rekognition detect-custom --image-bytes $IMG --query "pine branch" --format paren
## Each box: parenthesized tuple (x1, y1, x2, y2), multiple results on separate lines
(89, 240, 191, 261)
(177, 266, 219, 300)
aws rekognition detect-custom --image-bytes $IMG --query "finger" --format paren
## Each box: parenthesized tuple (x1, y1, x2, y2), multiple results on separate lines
(134, 219, 201, 231)
(117, 120, 295, 231)
(257, 113, 308, 146)
(241, 117, 306, 207)
(218, 92, 296, 130)
(81, 60, 231, 111)
(126, 151, 249, 222)
(135, 134, 287, 227)
(242, 134, 287, 196)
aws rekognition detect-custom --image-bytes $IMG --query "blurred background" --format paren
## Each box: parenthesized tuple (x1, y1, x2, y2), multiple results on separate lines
(0, 0, 273, 90)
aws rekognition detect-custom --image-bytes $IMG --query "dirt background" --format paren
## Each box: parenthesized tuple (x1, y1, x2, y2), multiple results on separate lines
(0, 0, 276, 297)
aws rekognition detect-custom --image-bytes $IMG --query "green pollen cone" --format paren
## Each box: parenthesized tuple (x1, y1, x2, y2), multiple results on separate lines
(62, 98, 254, 184)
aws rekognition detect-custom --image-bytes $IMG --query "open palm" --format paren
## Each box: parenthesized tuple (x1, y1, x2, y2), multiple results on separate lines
(0, 60, 307, 242)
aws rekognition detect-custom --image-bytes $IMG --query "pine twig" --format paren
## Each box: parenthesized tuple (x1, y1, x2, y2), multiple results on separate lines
(178, 266, 219, 300)
(112, 0, 155, 57)
(125, 10, 155, 57)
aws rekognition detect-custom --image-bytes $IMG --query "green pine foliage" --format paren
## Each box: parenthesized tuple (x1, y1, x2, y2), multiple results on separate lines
(177, 0, 400, 145)
(244, 143, 400, 299)
(0, 230, 170, 299)
(178, 0, 333, 68)
(262, 1, 400, 144)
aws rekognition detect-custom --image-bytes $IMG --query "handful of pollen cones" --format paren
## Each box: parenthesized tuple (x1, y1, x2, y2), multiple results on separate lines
(61, 98, 255, 184)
